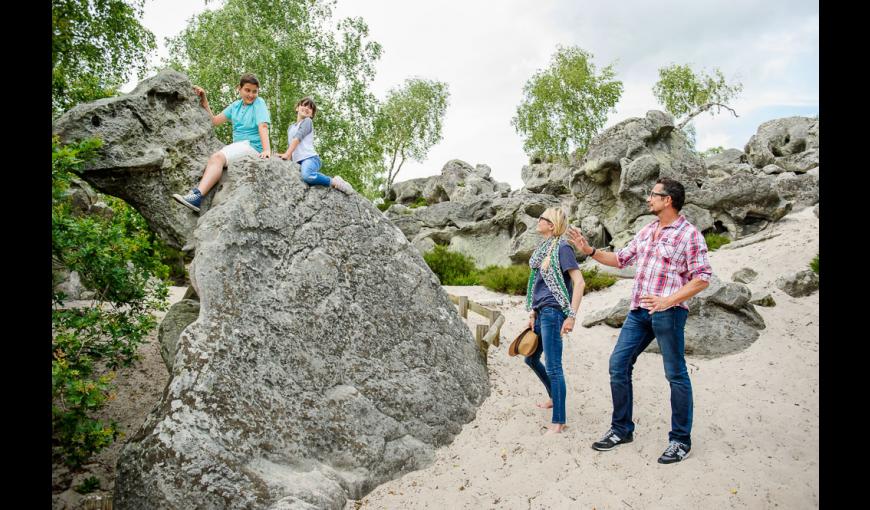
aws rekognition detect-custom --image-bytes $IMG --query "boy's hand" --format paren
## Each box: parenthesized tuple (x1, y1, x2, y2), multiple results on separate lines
(193, 86, 208, 106)
(276, 151, 291, 160)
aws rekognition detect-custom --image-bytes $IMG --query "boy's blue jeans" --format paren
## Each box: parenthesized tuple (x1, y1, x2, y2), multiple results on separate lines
(299, 156, 331, 187)
(609, 307, 693, 446)
(524, 306, 567, 424)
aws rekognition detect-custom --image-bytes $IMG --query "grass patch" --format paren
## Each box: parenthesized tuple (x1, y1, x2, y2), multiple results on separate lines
(408, 197, 428, 209)
(810, 253, 819, 274)
(376, 199, 394, 212)
(704, 232, 731, 251)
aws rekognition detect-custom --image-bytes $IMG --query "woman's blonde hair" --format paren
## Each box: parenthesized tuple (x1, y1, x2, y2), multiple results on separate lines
(542, 207, 568, 237)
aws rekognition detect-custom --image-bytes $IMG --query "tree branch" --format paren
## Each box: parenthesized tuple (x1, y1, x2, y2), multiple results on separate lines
(677, 102, 739, 130)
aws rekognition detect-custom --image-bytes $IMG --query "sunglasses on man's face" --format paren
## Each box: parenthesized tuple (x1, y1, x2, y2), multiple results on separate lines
(538, 216, 554, 226)
(649, 191, 670, 198)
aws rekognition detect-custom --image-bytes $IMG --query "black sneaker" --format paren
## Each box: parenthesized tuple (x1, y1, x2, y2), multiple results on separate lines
(591, 428, 633, 451)
(657, 440, 691, 464)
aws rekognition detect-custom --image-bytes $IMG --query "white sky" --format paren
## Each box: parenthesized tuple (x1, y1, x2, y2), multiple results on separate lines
(124, 0, 819, 190)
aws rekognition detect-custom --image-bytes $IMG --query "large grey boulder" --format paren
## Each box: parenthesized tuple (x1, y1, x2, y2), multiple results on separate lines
(776, 269, 820, 297)
(53, 69, 222, 250)
(772, 168, 819, 210)
(387, 159, 510, 206)
(582, 277, 765, 357)
(745, 116, 819, 170)
(115, 156, 489, 509)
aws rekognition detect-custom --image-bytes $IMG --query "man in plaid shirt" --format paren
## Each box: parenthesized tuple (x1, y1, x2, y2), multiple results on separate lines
(568, 177, 713, 464)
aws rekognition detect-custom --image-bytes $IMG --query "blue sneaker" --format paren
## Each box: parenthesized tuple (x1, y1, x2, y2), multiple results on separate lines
(172, 189, 202, 213)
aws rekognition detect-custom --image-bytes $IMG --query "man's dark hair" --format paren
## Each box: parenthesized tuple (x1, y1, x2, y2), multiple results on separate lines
(656, 177, 685, 211)
(239, 73, 260, 88)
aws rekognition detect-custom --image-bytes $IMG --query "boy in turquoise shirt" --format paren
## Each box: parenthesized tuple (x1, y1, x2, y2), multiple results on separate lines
(173, 73, 271, 213)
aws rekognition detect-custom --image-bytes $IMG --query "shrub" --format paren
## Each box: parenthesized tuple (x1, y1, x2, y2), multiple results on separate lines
(581, 266, 618, 294)
(408, 196, 428, 209)
(52, 136, 169, 468)
(74, 476, 101, 494)
(478, 265, 530, 295)
(810, 254, 819, 274)
(704, 232, 731, 251)
(423, 245, 479, 285)
(376, 199, 394, 212)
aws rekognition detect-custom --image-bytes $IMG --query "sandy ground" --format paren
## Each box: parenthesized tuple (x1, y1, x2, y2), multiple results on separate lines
(52, 207, 818, 509)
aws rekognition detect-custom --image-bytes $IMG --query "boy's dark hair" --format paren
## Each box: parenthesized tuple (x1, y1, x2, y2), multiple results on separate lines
(239, 73, 260, 88)
(655, 177, 686, 211)
(297, 97, 317, 118)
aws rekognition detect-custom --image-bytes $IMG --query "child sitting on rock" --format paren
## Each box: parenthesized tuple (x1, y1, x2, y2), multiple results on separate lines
(173, 73, 272, 213)
(276, 96, 354, 194)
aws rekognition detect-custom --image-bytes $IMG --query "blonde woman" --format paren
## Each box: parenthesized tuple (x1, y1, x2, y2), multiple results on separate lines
(525, 208, 585, 435)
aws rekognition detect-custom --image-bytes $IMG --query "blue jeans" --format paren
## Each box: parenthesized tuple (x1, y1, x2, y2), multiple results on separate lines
(299, 156, 331, 187)
(609, 307, 693, 445)
(524, 306, 567, 424)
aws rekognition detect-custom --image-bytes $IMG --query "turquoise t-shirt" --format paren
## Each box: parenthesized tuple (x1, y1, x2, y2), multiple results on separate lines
(222, 97, 271, 152)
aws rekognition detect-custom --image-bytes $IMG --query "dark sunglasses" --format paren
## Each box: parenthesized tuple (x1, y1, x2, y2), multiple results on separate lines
(538, 216, 554, 226)
(649, 191, 670, 198)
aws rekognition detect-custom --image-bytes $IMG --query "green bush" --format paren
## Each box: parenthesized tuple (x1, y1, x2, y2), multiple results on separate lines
(408, 196, 428, 209)
(810, 254, 819, 274)
(423, 245, 479, 285)
(704, 232, 731, 251)
(478, 264, 530, 295)
(52, 136, 169, 468)
(581, 266, 618, 294)
(74, 476, 101, 494)
(376, 199, 395, 212)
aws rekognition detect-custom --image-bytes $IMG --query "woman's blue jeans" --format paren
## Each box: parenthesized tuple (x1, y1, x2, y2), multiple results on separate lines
(524, 306, 567, 424)
(299, 155, 331, 187)
(608, 307, 693, 445)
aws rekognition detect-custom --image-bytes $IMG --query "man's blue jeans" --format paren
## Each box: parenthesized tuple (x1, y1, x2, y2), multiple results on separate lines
(525, 306, 567, 424)
(299, 155, 331, 187)
(609, 307, 693, 445)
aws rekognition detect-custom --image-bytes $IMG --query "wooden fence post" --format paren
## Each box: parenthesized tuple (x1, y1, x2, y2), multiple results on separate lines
(458, 296, 468, 318)
(489, 311, 502, 346)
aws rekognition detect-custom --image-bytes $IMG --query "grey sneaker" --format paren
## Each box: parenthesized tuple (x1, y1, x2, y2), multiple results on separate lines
(657, 440, 691, 464)
(172, 189, 202, 213)
(332, 175, 355, 194)
(591, 428, 633, 451)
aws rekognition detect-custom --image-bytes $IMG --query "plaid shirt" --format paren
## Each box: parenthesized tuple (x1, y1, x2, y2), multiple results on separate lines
(617, 215, 713, 310)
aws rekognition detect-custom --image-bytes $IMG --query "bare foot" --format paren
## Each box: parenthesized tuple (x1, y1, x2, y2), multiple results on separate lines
(535, 400, 554, 409)
(543, 424, 567, 435)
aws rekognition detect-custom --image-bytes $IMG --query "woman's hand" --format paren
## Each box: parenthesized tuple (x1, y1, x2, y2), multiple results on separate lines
(258, 150, 271, 159)
(528, 313, 535, 330)
(560, 316, 576, 335)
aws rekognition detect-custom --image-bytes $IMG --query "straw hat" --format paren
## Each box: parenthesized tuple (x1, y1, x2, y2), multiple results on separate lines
(508, 327, 539, 357)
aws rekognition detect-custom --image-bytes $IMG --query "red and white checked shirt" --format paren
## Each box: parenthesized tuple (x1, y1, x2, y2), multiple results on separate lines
(616, 215, 713, 310)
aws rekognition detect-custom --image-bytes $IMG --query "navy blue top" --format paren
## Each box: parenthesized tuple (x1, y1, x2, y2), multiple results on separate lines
(531, 244, 580, 311)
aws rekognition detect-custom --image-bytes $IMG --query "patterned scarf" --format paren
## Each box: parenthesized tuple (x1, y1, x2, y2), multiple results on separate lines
(526, 236, 572, 316)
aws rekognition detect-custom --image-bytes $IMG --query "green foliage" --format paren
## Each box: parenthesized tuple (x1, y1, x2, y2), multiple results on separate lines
(512, 46, 623, 161)
(580, 267, 618, 294)
(75, 476, 102, 494)
(810, 254, 819, 274)
(167, 0, 383, 196)
(376, 199, 395, 212)
(704, 232, 732, 251)
(423, 245, 479, 285)
(478, 265, 530, 295)
(373, 78, 450, 195)
(652, 64, 742, 126)
(700, 146, 725, 157)
(52, 137, 169, 468)
(408, 197, 428, 209)
(52, 0, 156, 115)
